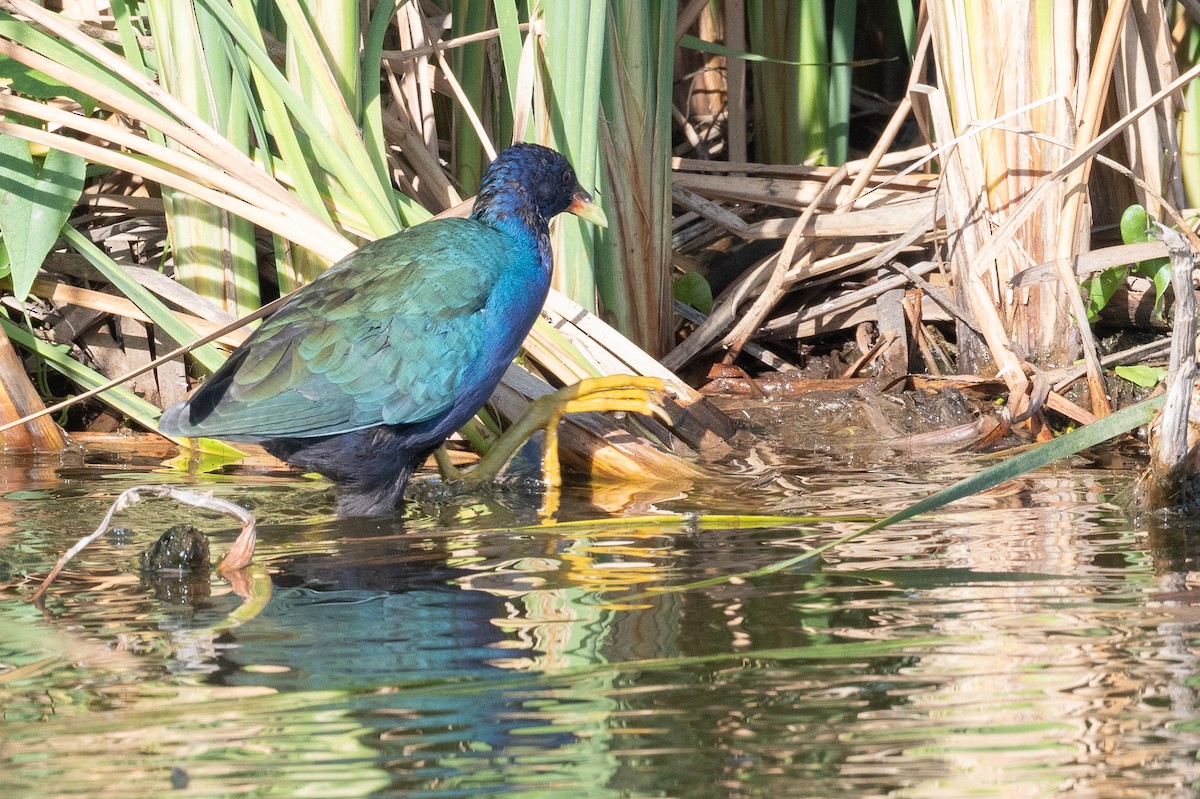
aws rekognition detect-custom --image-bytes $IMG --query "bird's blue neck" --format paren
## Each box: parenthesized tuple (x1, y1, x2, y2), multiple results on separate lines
(472, 198, 554, 276)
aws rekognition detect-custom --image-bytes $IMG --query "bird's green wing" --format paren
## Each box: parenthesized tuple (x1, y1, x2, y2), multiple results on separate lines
(170, 219, 513, 439)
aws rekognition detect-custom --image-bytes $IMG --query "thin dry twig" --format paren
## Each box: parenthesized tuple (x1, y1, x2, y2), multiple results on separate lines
(721, 164, 849, 360)
(762, 260, 940, 337)
(418, 13, 497, 161)
(31, 485, 258, 603)
(1047, 338, 1171, 393)
(382, 23, 531, 62)
(841, 331, 898, 378)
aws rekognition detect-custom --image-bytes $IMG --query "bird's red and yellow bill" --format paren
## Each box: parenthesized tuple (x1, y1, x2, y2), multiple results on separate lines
(568, 189, 608, 228)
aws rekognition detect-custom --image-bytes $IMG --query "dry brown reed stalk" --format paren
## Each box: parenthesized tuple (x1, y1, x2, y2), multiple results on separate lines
(717, 48, 934, 365)
(1050, 0, 1134, 418)
(925, 56, 1200, 431)
(720, 164, 849, 361)
(663, 18, 936, 373)
(662, 174, 940, 372)
(0, 326, 66, 451)
(666, 0, 1193, 444)
(916, 0, 1190, 427)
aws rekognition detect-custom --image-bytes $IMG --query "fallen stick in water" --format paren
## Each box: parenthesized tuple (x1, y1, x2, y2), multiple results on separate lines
(31, 485, 257, 603)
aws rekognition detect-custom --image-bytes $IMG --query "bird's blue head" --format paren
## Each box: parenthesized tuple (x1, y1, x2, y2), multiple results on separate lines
(471, 143, 607, 233)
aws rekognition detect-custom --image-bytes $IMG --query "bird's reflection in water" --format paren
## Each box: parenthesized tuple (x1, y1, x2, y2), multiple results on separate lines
(207, 514, 586, 760)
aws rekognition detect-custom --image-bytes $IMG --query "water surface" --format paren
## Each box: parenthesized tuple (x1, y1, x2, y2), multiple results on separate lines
(2, 402, 1199, 798)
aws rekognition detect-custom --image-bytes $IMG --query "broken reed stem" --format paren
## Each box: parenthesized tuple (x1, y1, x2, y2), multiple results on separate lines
(840, 331, 897, 378)
(30, 485, 258, 603)
(1146, 224, 1198, 505)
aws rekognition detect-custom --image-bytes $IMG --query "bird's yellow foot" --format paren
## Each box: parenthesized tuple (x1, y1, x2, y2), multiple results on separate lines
(443, 375, 669, 500)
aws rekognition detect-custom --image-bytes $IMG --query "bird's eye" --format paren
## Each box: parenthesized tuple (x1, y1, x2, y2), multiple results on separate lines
(563, 170, 574, 186)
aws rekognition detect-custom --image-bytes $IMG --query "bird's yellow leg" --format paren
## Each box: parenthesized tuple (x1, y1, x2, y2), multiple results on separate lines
(455, 376, 669, 493)
(540, 420, 563, 518)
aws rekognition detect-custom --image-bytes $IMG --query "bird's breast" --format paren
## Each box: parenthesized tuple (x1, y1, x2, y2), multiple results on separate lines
(483, 259, 550, 361)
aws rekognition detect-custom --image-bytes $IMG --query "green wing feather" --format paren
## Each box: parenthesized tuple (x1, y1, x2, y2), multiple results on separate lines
(167, 219, 513, 440)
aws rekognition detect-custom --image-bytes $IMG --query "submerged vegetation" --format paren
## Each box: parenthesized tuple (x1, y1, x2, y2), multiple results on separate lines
(0, 0, 1197, 492)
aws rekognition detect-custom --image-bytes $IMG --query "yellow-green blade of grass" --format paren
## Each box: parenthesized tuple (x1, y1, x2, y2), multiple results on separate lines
(594, 0, 676, 355)
(827, 0, 855, 164)
(896, 0, 918, 56)
(492, 0, 524, 143)
(1182, 24, 1200, 207)
(539, 0, 607, 311)
(361, 0, 401, 195)
(0, 9, 171, 121)
(279, 0, 369, 288)
(197, 0, 406, 237)
(225, 0, 335, 231)
(0, 5, 348, 262)
(224, 0, 339, 291)
(145, 0, 261, 317)
(747, 0, 829, 164)
(451, 0, 492, 190)
(271, 0, 420, 227)
(286, 0, 359, 119)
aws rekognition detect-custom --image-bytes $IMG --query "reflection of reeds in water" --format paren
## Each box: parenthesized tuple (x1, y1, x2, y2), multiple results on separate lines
(823, 473, 1176, 797)
(10, 455, 1200, 796)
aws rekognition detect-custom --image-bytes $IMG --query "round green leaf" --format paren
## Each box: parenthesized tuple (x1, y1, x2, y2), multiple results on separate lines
(673, 272, 714, 315)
